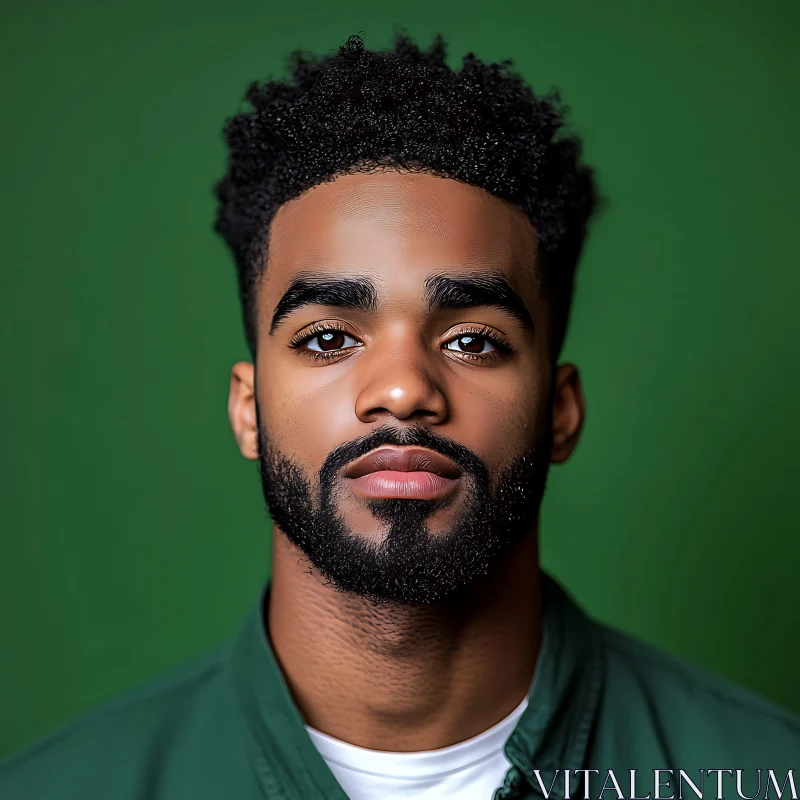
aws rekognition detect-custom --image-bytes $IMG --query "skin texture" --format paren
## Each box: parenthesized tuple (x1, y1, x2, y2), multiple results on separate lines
(228, 169, 586, 751)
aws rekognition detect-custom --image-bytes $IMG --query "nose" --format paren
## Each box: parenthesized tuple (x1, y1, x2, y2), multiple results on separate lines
(353, 331, 449, 425)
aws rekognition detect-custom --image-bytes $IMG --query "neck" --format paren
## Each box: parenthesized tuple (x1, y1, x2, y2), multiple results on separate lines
(267, 526, 543, 752)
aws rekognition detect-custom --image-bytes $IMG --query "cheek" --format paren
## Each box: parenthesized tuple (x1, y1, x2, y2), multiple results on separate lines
(507, 357, 552, 442)
(258, 374, 354, 468)
(458, 372, 544, 466)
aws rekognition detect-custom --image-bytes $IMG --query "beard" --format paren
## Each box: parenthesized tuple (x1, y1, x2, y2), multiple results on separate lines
(256, 408, 552, 606)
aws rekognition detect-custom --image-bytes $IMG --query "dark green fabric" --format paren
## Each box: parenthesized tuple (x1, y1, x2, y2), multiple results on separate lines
(1, 572, 797, 799)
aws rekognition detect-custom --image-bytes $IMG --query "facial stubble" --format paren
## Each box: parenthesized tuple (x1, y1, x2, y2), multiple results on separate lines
(256, 409, 552, 606)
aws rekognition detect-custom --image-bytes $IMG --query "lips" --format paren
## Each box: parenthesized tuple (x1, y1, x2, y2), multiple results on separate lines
(343, 447, 463, 480)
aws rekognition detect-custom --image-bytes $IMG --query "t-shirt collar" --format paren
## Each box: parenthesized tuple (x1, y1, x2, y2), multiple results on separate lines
(224, 568, 604, 799)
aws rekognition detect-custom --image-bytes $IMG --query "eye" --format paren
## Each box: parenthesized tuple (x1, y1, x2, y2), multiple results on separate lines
(441, 326, 511, 362)
(443, 332, 500, 355)
(305, 329, 360, 353)
(289, 322, 366, 362)
(289, 323, 510, 364)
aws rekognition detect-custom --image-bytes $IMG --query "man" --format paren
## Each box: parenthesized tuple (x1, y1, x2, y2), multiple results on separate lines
(1, 30, 798, 800)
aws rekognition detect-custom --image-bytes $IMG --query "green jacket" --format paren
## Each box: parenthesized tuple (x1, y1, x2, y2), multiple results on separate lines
(1, 571, 798, 799)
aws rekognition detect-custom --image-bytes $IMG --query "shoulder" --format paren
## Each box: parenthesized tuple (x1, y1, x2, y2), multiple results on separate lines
(0, 645, 228, 800)
(594, 620, 800, 766)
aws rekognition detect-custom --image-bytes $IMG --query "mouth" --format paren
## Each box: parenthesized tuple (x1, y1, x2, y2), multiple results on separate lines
(343, 446, 463, 500)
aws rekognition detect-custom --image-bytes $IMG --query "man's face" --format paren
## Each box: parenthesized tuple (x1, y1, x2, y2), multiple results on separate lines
(229, 169, 584, 605)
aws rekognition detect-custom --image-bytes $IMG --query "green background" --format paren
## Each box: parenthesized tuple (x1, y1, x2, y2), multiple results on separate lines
(1, 0, 798, 759)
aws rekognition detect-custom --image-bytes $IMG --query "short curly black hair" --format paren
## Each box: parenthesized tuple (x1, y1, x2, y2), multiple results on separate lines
(214, 30, 600, 361)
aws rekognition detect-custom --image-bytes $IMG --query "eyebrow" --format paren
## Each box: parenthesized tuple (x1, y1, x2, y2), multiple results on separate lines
(268, 270, 534, 334)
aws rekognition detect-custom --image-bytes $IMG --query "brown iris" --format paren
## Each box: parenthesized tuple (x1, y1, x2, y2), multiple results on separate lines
(317, 331, 346, 351)
(455, 334, 485, 353)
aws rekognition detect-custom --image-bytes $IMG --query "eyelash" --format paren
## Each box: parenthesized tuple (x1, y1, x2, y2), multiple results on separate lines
(288, 322, 512, 363)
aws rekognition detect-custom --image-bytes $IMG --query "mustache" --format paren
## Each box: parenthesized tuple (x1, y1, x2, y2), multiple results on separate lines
(318, 425, 489, 487)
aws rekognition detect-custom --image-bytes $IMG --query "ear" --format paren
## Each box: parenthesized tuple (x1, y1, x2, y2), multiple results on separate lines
(550, 363, 586, 464)
(228, 361, 259, 461)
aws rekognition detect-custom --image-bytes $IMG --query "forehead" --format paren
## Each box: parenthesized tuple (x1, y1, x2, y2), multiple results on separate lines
(262, 170, 540, 296)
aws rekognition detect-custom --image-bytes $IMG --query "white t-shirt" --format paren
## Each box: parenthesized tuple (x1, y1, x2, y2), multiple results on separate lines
(305, 693, 528, 799)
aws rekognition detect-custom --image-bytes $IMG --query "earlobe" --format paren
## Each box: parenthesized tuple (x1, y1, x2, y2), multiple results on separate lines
(228, 361, 259, 461)
(550, 363, 586, 464)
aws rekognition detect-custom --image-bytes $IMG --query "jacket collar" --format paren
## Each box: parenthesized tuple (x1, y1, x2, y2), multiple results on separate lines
(225, 569, 604, 799)
(504, 571, 605, 795)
